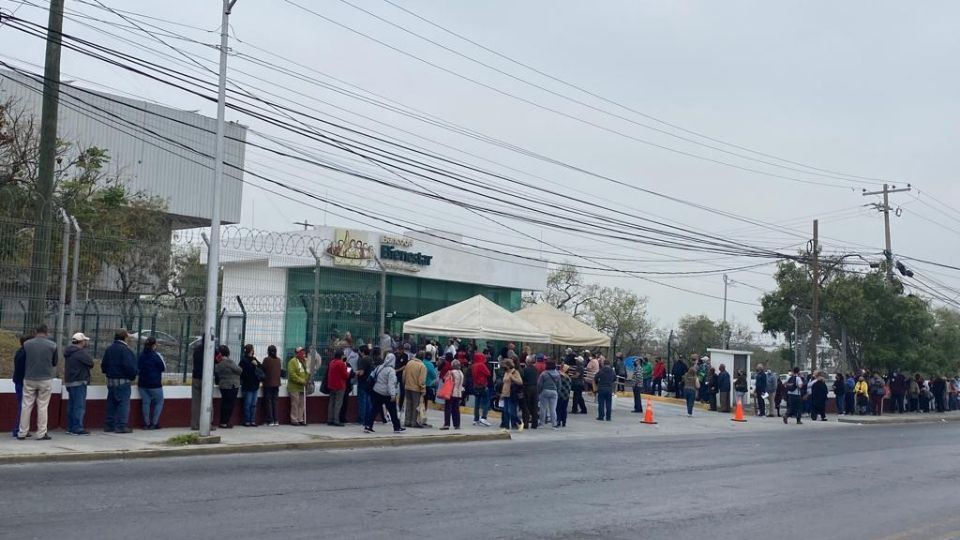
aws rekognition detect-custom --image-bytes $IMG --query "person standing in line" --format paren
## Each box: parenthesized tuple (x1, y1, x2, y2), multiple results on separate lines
(765, 368, 779, 417)
(854, 374, 869, 415)
(754, 364, 767, 418)
(652, 357, 666, 396)
(11, 334, 31, 438)
(356, 346, 376, 430)
(734, 369, 749, 410)
(631, 359, 645, 413)
(287, 347, 308, 426)
(238, 344, 262, 427)
(261, 345, 282, 426)
(521, 360, 541, 429)
(844, 373, 857, 415)
(440, 359, 464, 430)
(498, 359, 522, 430)
(395, 343, 412, 412)
(214, 345, 241, 429)
(64, 332, 94, 435)
(672, 356, 688, 399)
(717, 364, 732, 413)
(17, 325, 57, 441)
(889, 371, 907, 414)
(782, 367, 804, 425)
(101, 330, 138, 434)
(832, 372, 846, 416)
(537, 360, 562, 429)
(584, 352, 599, 394)
(471, 351, 492, 426)
(594, 359, 617, 422)
(907, 374, 921, 413)
(402, 351, 426, 428)
(810, 372, 829, 421)
(706, 367, 719, 412)
(137, 337, 166, 430)
(368, 353, 404, 433)
(870, 373, 887, 416)
(682, 366, 700, 417)
(774, 378, 786, 417)
(613, 353, 627, 393)
(570, 358, 588, 415)
(325, 350, 349, 427)
(190, 343, 209, 431)
(556, 365, 572, 428)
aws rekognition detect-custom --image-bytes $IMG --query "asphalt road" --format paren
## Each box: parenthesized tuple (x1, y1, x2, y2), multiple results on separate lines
(2, 424, 960, 540)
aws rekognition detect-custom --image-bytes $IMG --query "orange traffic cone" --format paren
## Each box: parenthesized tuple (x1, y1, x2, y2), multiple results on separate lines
(731, 400, 747, 422)
(641, 399, 657, 425)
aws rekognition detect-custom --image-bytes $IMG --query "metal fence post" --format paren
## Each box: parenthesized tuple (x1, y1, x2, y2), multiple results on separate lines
(68, 215, 81, 336)
(132, 298, 144, 355)
(55, 209, 71, 356)
(235, 295, 246, 348)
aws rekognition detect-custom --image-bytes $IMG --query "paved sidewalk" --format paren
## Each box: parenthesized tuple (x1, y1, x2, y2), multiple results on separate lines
(1, 397, 852, 463)
(837, 412, 960, 425)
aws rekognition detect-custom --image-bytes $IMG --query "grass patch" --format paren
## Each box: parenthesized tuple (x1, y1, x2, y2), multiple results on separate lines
(166, 433, 201, 446)
(0, 331, 20, 379)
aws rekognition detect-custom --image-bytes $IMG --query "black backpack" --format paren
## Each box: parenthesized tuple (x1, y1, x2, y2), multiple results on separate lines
(365, 366, 381, 393)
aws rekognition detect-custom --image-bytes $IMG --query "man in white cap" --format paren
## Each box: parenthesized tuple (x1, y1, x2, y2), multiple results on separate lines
(64, 332, 94, 435)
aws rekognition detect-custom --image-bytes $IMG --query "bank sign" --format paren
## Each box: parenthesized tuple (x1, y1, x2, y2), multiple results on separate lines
(379, 235, 432, 272)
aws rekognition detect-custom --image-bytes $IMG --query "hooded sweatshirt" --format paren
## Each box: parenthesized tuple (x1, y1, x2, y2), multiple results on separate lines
(374, 354, 399, 397)
(471, 353, 491, 388)
(64, 344, 94, 387)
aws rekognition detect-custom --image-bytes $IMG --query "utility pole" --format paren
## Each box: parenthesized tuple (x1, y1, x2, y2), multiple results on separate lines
(862, 183, 911, 283)
(722, 274, 734, 349)
(200, 0, 237, 439)
(808, 220, 819, 372)
(26, 0, 65, 326)
(789, 311, 798, 368)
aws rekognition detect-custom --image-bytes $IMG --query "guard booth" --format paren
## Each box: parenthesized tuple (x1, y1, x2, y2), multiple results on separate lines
(706, 348, 753, 410)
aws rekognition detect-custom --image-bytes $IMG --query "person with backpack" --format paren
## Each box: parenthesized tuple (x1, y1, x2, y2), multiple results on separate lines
(869, 373, 886, 416)
(499, 359, 522, 430)
(537, 360, 562, 429)
(782, 367, 804, 425)
(439, 359, 464, 430)
(368, 353, 403, 433)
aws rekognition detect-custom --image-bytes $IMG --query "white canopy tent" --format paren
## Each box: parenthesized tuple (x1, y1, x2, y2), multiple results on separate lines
(402, 295, 551, 343)
(514, 303, 611, 348)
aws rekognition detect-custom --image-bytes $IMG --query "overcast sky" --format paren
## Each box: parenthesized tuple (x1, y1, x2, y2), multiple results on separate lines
(1, 0, 958, 334)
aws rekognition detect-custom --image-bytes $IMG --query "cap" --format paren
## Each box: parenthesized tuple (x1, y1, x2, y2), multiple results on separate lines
(71, 332, 91, 342)
(295, 346, 304, 353)
(403, 343, 411, 350)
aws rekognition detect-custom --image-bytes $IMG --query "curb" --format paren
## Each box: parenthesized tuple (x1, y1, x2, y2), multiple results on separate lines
(0, 431, 511, 465)
(837, 414, 960, 425)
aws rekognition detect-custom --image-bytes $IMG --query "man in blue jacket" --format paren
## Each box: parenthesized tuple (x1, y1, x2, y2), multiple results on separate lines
(101, 330, 138, 433)
(754, 364, 767, 417)
(717, 364, 732, 413)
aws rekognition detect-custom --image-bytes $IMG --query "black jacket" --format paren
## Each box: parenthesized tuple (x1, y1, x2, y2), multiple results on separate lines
(64, 345, 94, 385)
(239, 355, 261, 391)
(671, 360, 688, 379)
(717, 371, 731, 392)
(522, 365, 539, 387)
(192, 344, 204, 380)
(13, 347, 26, 385)
(811, 379, 829, 406)
(101, 341, 138, 381)
(755, 372, 767, 393)
(594, 366, 617, 392)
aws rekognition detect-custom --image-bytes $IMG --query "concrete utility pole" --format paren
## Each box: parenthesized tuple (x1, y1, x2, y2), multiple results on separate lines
(862, 183, 911, 284)
(200, 0, 237, 438)
(308, 247, 321, 353)
(809, 220, 819, 372)
(26, 0, 65, 326)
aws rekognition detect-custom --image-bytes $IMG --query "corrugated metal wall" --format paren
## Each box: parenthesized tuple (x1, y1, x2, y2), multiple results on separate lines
(0, 70, 245, 225)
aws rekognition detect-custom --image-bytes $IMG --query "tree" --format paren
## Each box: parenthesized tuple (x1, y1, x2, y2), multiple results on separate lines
(676, 314, 722, 356)
(524, 264, 596, 319)
(586, 286, 651, 355)
(1, 99, 172, 324)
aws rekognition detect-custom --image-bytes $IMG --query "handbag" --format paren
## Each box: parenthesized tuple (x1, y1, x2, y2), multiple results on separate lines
(255, 366, 266, 382)
(438, 376, 455, 400)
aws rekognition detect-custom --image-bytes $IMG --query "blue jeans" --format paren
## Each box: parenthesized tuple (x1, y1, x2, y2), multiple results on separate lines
(12, 383, 23, 437)
(242, 390, 258, 425)
(684, 388, 697, 415)
(357, 386, 371, 427)
(643, 378, 652, 394)
(139, 387, 164, 427)
(66, 385, 88, 433)
(597, 390, 613, 420)
(473, 388, 490, 421)
(835, 395, 845, 415)
(632, 385, 643, 412)
(499, 397, 519, 428)
(105, 383, 132, 431)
